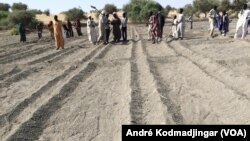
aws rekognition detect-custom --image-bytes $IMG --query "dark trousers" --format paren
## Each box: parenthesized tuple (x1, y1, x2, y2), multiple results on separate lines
(105, 29, 110, 43)
(20, 33, 26, 42)
(38, 32, 42, 39)
(159, 26, 164, 38)
(76, 28, 82, 36)
(122, 27, 127, 41)
(69, 29, 74, 37)
(190, 22, 193, 29)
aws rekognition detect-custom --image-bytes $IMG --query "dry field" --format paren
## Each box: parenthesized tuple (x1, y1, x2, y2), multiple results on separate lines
(0, 20, 250, 141)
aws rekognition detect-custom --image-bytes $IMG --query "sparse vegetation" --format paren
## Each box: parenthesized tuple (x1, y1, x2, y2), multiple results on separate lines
(11, 2, 28, 11)
(9, 27, 18, 35)
(123, 0, 163, 23)
(64, 8, 87, 21)
(103, 4, 118, 14)
(43, 9, 50, 16)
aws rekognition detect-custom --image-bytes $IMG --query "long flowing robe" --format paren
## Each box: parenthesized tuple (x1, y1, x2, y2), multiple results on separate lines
(215, 14, 222, 29)
(151, 15, 160, 39)
(148, 16, 154, 40)
(19, 23, 26, 42)
(87, 19, 97, 44)
(208, 9, 216, 36)
(111, 17, 121, 42)
(75, 20, 82, 36)
(235, 9, 250, 39)
(53, 20, 64, 48)
(97, 14, 105, 41)
(172, 19, 178, 38)
(220, 14, 229, 34)
(177, 13, 185, 38)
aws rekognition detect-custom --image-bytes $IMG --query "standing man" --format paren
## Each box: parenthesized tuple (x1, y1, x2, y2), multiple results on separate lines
(208, 6, 217, 38)
(234, 4, 250, 39)
(121, 12, 128, 42)
(67, 19, 74, 37)
(19, 23, 26, 42)
(177, 8, 185, 40)
(87, 16, 97, 44)
(111, 12, 121, 43)
(158, 11, 165, 41)
(53, 15, 64, 50)
(75, 19, 83, 36)
(97, 10, 106, 44)
(104, 14, 111, 44)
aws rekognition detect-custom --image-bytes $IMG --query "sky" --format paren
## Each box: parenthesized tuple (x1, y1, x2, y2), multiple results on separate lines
(0, 0, 193, 14)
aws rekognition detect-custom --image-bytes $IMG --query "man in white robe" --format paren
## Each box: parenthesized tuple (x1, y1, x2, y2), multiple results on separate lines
(97, 10, 106, 44)
(87, 16, 97, 44)
(234, 4, 250, 39)
(208, 6, 217, 38)
(177, 8, 185, 40)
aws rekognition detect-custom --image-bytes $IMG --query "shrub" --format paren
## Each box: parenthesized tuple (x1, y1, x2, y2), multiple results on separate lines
(0, 11, 8, 20)
(43, 9, 50, 16)
(64, 8, 87, 21)
(11, 2, 28, 11)
(8, 10, 36, 28)
(0, 18, 8, 26)
(123, 0, 163, 23)
(9, 27, 18, 35)
(103, 4, 118, 14)
(0, 3, 10, 11)
(28, 9, 42, 15)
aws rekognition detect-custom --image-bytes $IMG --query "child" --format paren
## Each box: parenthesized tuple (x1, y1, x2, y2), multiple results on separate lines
(171, 15, 178, 38)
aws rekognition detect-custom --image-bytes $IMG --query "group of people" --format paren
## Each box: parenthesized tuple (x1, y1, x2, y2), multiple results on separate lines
(208, 4, 250, 39)
(147, 11, 165, 44)
(88, 10, 128, 45)
(56, 18, 83, 39)
(18, 3, 250, 49)
(170, 8, 185, 40)
(207, 6, 230, 38)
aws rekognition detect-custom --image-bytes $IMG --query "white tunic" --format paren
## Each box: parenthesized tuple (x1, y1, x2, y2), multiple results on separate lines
(235, 9, 250, 39)
(87, 19, 97, 43)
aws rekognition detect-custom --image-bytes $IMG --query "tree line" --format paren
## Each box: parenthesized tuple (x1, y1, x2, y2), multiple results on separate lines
(121, 0, 250, 23)
(1, 0, 250, 29)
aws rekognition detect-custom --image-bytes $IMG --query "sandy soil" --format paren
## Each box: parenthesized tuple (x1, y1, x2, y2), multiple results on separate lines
(0, 20, 250, 141)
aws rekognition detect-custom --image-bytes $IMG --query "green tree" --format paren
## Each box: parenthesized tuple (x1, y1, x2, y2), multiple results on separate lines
(0, 11, 9, 19)
(0, 3, 10, 11)
(29, 9, 43, 15)
(184, 4, 195, 16)
(165, 5, 173, 17)
(193, 0, 219, 17)
(8, 10, 39, 28)
(64, 8, 87, 21)
(43, 9, 50, 16)
(123, 0, 163, 23)
(11, 2, 28, 11)
(140, 1, 163, 21)
(103, 4, 118, 14)
(218, 0, 231, 12)
(232, 0, 250, 11)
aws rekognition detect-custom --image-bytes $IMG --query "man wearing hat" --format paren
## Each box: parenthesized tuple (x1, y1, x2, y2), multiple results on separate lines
(97, 10, 106, 44)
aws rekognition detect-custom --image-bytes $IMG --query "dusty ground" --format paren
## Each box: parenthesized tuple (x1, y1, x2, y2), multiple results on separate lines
(0, 21, 250, 141)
